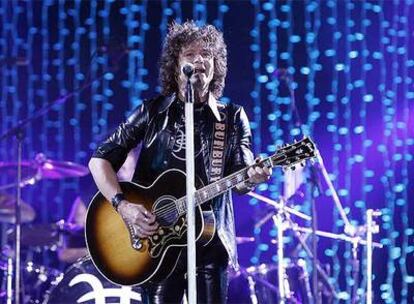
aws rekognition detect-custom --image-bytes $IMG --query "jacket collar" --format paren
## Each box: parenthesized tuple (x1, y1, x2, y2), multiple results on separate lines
(158, 93, 176, 113)
(207, 93, 224, 122)
(160, 92, 223, 122)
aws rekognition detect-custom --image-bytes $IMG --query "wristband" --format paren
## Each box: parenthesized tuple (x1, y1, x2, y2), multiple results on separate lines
(111, 193, 125, 211)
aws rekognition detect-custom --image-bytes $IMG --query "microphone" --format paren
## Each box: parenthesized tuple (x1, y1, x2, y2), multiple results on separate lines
(182, 63, 194, 77)
(0, 56, 29, 66)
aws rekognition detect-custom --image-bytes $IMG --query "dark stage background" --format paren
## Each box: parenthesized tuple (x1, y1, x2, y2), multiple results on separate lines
(0, 1, 413, 303)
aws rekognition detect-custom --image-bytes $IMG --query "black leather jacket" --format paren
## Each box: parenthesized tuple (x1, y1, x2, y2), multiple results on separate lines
(92, 93, 254, 268)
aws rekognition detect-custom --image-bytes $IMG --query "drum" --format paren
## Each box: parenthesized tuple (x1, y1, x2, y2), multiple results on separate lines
(228, 261, 312, 304)
(43, 256, 142, 304)
(0, 257, 62, 304)
(23, 262, 63, 303)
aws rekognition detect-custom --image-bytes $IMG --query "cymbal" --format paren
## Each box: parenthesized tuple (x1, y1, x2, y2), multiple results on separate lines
(7, 223, 60, 248)
(34, 153, 89, 179)
(0, 194, 35, 223)
(0, 153, 89, 190)
(236, 236, 255, 244)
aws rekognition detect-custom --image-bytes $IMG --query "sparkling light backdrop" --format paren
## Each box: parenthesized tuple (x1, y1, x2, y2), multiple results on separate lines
(0, 1, 413, 303)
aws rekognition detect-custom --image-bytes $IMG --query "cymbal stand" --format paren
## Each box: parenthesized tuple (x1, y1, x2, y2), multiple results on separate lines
(246, 274, 259, 304)
(351, 238, 360, 304)
(271, 201, 289, 303)
(366, 209, 380, 304)
(7, 128, 25, 304)
(313, 152, 355, 236)
(6, 255, 13, 304)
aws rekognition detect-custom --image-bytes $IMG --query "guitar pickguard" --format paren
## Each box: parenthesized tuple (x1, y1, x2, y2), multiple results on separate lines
(148, 216, 187, 258)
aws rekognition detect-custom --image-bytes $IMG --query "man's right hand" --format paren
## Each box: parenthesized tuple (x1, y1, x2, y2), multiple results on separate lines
(117, 201, 159, 238)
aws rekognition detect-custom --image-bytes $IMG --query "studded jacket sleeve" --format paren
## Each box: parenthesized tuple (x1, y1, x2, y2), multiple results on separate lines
(91, 103, 149, 172)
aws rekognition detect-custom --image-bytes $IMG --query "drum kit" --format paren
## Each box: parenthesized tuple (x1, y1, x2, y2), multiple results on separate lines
(0, 155, 141, 304)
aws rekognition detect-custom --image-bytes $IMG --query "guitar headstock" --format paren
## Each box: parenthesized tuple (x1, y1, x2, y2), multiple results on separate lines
(270, 137, 317, 170)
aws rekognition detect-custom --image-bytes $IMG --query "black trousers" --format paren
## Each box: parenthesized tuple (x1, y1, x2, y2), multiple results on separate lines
(141, 241, 229, 304)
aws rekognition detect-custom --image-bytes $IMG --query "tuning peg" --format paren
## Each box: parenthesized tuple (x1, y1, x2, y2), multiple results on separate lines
(291, 166, 296, 171)
(300, 162, 305, 167)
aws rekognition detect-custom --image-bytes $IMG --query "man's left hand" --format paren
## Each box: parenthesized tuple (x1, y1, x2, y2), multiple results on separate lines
(246, 157, 272, 185)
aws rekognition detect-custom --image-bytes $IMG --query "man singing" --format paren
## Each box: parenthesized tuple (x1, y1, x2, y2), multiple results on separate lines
(89, 21, 271, 303)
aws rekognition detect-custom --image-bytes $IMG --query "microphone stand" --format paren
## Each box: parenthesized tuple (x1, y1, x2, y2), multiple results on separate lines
(184, 71, 197, 304)
(280, 69, 360, 302)
(280, 70, 323, 303)
(0, 48, 127, 304)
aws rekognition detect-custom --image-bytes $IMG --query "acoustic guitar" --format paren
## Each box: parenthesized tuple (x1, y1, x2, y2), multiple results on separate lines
(85, 137, 316, 286)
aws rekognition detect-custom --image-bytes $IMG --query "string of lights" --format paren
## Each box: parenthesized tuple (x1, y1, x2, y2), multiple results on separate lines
(0, 1, 412, 302)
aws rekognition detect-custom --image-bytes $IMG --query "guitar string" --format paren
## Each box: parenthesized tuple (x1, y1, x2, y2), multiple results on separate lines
(153, 173, 248, 218)
(153, 176, 239, 217)
(152, 152, 302, 218)
(149, 148, 310, 218)
(153, 171, 250, 218)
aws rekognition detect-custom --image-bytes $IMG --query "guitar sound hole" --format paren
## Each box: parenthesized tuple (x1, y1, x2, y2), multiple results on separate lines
(153, 196, 179, 227)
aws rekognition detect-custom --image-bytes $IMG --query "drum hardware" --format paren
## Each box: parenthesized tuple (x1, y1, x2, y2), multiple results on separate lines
(0, 156, 88, 302)
(248, 192, 313, 303)
(366, 209, 381, 304)
(0, 248, 63, 304)
(246, 148, 384, 302)
(229, 262, 312, 304)
(55, 219, 85, 236)
(236, 236, 255, 245)
(6, 255, 13, 304)
(248, 203, 383, 303)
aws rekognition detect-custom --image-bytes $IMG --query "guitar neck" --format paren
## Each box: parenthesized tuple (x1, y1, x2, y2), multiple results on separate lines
(175, 157, 274, 216)
(174, 136, 316, 216)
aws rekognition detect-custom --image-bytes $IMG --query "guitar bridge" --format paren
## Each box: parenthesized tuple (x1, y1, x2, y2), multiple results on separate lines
(132, 238, 143, 250)
(127, 222, 143, 251)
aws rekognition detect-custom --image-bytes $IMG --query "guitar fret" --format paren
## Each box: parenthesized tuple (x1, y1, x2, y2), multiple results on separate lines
(177, 200, 182, 215)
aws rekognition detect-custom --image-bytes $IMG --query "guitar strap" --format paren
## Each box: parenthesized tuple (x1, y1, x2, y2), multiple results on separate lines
(208, 107, 227, 183)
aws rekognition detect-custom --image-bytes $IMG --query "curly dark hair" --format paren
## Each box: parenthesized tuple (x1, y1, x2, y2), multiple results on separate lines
(159, 21, 227, 99)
